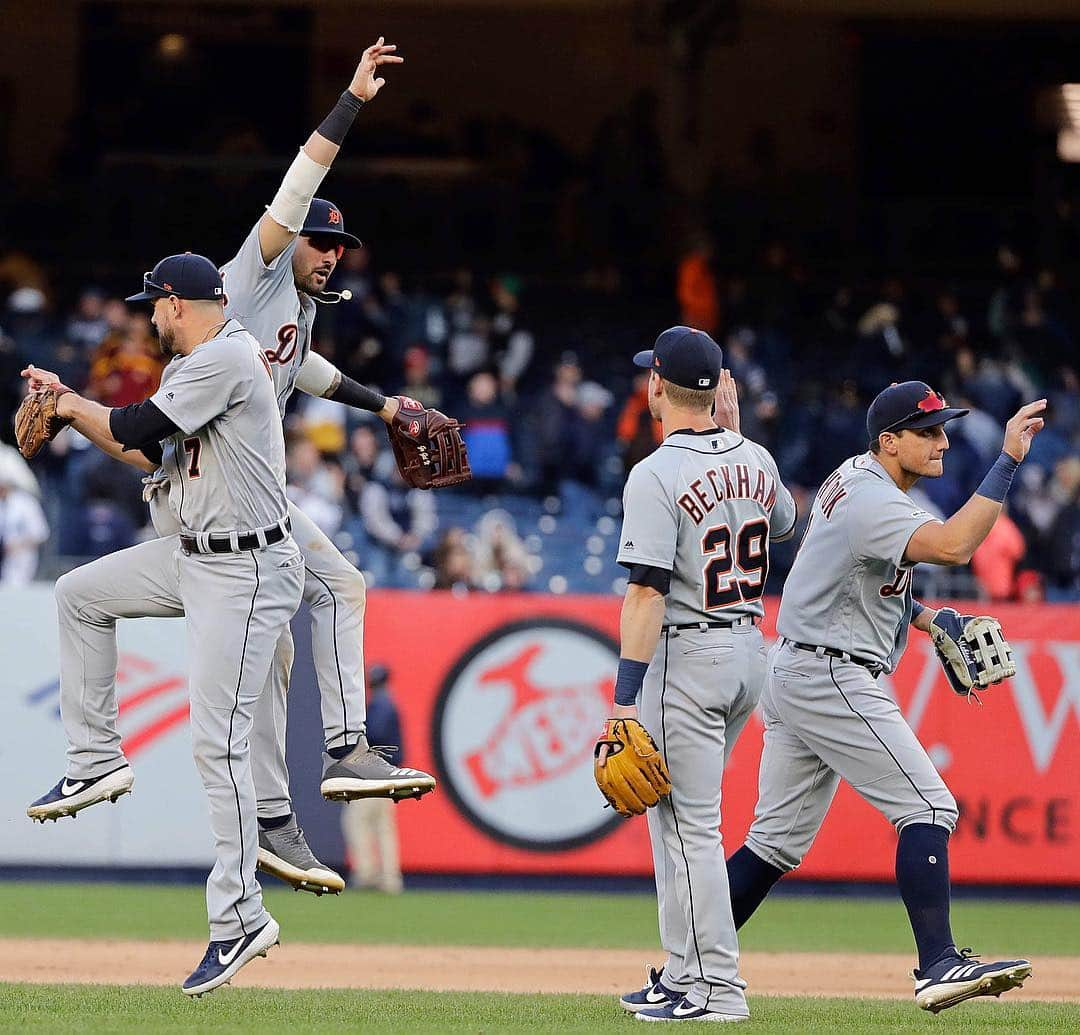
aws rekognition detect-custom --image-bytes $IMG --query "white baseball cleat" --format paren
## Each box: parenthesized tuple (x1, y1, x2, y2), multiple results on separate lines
(914, 950, 1032, 1013)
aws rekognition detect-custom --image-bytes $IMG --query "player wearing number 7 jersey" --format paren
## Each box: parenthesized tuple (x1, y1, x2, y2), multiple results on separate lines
(611, 327, 796, 1023)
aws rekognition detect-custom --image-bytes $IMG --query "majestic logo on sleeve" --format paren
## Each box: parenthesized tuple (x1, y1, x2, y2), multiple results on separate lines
(433, 619, 621, 851)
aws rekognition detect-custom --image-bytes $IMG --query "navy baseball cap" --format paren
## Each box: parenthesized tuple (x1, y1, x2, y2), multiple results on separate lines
(633, 326, 723, 390)
(867, 381, 969, 443)
(300, 198, 362, 248)
(126, 253, 224, 302)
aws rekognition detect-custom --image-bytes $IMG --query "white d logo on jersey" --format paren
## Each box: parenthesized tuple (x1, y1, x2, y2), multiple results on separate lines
(433, 619, 621, 851)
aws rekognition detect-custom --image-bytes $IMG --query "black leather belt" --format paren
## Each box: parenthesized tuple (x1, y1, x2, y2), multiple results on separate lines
(180, 517, 291, 555)
(667, 616, 755, 632)
(786, 639, 884, 677)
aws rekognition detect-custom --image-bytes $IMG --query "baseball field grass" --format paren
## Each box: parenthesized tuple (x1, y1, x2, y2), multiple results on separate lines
(1, 882, 1078, 1033)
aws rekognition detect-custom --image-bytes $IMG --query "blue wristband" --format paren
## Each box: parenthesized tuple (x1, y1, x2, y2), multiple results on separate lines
(975, 451, 1019, 504)
(911, 600, 925, 622)
(614, 658, 649, 706)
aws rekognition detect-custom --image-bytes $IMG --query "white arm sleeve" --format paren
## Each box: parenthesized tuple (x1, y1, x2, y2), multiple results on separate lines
(267, 148, 331, 233)
(294, 349, 340, 398)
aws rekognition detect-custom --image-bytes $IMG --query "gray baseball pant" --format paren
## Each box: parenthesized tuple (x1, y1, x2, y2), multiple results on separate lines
(639, 621, 765, 1017)
(55, 534, 303, 939)
(745, 639, 958, 873)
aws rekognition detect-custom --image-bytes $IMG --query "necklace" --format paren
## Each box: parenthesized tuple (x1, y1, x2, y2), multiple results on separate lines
(197, 320, 227, 346)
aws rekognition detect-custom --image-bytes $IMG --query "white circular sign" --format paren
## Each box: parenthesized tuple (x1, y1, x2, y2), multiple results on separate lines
(433, 619, 621, 851)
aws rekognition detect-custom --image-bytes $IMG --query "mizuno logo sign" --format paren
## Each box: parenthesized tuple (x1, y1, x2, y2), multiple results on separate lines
(623, 540, 634, 549)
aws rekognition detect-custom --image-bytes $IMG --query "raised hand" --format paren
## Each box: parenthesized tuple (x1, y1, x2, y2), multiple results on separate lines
(714, 369, 740, 433)
(1002, 399, 1047, 463)
(348, 37, 404, 102)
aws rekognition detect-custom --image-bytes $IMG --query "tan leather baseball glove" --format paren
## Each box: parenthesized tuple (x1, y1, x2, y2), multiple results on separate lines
(15, 387, 73, 459)
(594, 717, 672, 817)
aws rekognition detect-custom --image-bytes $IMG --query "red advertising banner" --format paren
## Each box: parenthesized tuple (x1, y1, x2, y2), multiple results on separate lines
(366, 593, 1080, 885)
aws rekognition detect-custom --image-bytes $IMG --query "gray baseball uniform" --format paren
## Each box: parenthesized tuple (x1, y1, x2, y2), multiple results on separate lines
(57, 322, 304, 941)
(745, 452, 958, 874)
(222, 223, 367, 766)
(617, 427, 796, 1016)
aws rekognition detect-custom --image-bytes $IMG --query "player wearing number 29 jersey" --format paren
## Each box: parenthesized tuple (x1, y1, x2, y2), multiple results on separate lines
(617, 427, 796, 620)
(611, 327, 796, 1022)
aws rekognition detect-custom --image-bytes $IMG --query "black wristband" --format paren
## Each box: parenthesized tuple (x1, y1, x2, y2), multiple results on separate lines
(327, 373, 386, 414)
(318, 91, 364, 145)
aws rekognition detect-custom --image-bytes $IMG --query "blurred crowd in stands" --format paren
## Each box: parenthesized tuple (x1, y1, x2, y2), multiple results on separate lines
(0, 233, 1077, 601)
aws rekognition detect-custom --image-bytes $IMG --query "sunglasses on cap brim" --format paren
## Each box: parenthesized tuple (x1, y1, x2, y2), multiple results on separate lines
(302, 236, 346, 260)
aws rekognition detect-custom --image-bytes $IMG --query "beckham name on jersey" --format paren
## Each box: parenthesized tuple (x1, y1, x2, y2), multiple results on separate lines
(676, 463, 778, 525)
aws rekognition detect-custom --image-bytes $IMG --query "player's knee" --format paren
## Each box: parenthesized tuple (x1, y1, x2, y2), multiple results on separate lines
(306, 564, 366, 612)
(55, 569, 90, 614)
(896, 790, 959, 835)
(744, 831, 803, 873)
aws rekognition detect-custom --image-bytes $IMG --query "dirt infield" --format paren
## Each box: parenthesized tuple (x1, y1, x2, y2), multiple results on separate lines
(1, 939, 1075, 1001)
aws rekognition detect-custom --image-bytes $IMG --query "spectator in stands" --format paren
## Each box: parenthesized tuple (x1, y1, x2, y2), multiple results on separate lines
(616, 371, 662, 474)
(473, 509, 531, 591)
(341, 423, 382, 516)
(432, 527, 476, 591)
(562, 380, 614, 515)
(361, 464, 437, 571)
(725, 327, 779, 449)
(459, 371, 516, 493)
(65, 288, 110, 351)
(1039, 457, 1080, 601)
(971, 505, 1026, 602)
(535, 352, 581, 497)
(489, 275, 535, 397)
(86, 314, 163, 407)
(0, 448, 48, 584)
(397, 346, 442, 409)
(676, 231, 720, 335)
(342, 664, 404, 893)
(286, 437, 345, 538)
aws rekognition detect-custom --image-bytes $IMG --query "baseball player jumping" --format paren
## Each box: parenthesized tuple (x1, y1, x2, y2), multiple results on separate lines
(599, 328, 796, 1023)
(25, 254, 303, 994)
(22, 37, 468, 899)
(215, 36, 444, 892)
(725, 381, 1045, 1013)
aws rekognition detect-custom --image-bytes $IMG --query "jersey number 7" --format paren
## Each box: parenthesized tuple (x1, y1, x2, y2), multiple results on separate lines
(701, 518, 769, 610)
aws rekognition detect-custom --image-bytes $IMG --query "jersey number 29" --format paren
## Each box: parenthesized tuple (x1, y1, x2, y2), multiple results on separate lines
(701, 518, 769, 610)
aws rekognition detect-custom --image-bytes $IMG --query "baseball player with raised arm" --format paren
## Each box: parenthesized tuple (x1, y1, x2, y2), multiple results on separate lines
(210, 34, 473, 891)
(725, 381, 1045, 1014)
(23, 38, 460, 899)
(603, 328, 796, 1023)
(25, 254, 303, 995)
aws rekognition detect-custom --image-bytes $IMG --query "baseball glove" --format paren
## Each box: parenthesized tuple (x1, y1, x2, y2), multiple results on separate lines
(929, 607, 1016, 696)
(14, 387, 73, 460)
(594, 718, 672, 817)
(386, 396, 472, 489)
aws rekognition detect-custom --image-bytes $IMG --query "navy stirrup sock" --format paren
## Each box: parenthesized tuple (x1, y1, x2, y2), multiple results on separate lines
(727, 845, 785, 929)
(896, 823, 957, 970)
(257, 813, 292, 831)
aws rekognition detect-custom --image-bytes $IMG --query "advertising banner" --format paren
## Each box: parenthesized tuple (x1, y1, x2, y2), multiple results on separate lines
(368, 593, 1080, 886)
(1, 586, 1076, 885)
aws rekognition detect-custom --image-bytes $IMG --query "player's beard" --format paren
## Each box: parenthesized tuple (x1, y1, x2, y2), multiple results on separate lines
(295, 263, 333, 296)
(156, 322, 177, 357)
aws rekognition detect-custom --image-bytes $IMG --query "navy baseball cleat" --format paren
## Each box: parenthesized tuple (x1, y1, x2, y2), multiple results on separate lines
(182, 917, 280, 997)
(913, 949, 1032, 1013)
(635, 995, 748, 1023)
(621, 965, 682, 1014)
(26, 764, 134, 822)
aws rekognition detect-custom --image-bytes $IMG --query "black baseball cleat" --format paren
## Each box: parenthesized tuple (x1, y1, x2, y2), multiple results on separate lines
(320, 737, 436, 802)
(621, 965, 682, 1014)
(914, 949, 1032, 1013)
(27, 764, 134, 822)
